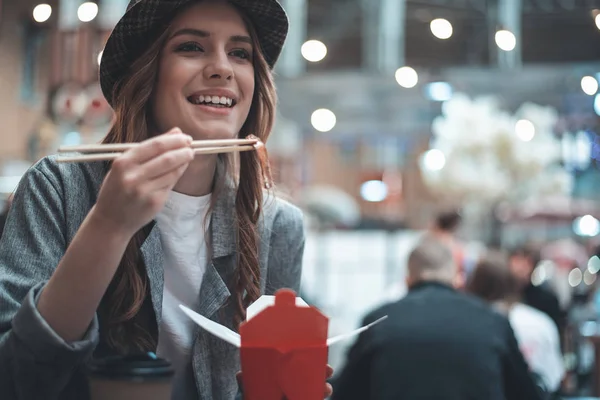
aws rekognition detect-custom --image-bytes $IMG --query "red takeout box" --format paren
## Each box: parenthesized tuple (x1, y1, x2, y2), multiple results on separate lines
(179, 288, 386, 400)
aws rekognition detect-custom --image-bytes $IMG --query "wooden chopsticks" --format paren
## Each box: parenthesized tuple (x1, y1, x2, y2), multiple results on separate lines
(57, 138, 257, 163)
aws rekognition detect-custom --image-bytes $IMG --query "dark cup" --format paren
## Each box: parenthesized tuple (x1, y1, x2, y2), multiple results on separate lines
(87, 354, 174, 400)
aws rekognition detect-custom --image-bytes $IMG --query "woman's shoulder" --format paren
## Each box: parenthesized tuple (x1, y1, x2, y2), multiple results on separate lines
(27, 155, 107, 193)
(261, 193, 304, 244)
(8, 156, 108, 241)
(16, 156, 107, 223)
(261, 193, 305, 239)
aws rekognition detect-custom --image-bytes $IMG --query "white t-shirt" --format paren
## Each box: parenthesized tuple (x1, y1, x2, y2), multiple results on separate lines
(155, 190, 212, 398)
(508, 303, 565, 392)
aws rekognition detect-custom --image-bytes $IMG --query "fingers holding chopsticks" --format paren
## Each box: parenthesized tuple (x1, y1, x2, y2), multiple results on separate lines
(140, 155, 192, 192)
(91, 129, 194, 237)
(123, 127, 193, 164)
(119, 128, 194, 190)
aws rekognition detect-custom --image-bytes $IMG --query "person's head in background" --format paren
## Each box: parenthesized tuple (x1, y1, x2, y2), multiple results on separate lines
(467, 251, 520, 311)
(428, 209, 466, 280)
(406, 236, 464, 289)
(433, 210, 462, 234)
(508, 246, 539, 289)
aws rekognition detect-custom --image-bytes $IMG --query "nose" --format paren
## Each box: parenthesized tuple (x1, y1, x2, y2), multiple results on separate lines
(203, 51, 234, 82)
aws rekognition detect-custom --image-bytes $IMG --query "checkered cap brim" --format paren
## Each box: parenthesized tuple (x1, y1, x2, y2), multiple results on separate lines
(99, 0, 288, 107)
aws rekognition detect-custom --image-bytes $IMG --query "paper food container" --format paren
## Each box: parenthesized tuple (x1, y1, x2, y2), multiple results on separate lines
(179, 288, 386, 400)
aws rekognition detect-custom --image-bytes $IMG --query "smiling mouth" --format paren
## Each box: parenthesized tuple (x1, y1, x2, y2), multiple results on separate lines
(187, 94, 236, 108)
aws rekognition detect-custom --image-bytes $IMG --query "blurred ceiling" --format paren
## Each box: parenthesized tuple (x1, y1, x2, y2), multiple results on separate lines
(305, 0, 600, 70)
(14, 0, 600, 68)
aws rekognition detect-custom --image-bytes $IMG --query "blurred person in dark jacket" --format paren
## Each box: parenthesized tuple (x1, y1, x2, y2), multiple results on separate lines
(0, 194, 13, 239)
(509, 246, 564, 337)
(331, 237, 544, 400)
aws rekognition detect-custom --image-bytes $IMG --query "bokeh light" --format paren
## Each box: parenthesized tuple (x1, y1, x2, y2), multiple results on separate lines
(311, 109, 337, 132)
(78, 2, 99, 22)
(33, 4, 52, 23)
(495, 30, 516, 51)
(301, 40, 328, 63)
(430, 18, 453, 39)
(515, 119, 535, 142)
(395, 66, 419, 88)
(581, 76, 598, 95)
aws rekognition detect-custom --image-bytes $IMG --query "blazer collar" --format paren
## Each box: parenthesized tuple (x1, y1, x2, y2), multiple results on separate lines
(408, 280, 455, 293)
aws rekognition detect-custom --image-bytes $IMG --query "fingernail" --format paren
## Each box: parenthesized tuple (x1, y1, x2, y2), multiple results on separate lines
(170, 127, 182, 134)
(186, 135, 193, 143)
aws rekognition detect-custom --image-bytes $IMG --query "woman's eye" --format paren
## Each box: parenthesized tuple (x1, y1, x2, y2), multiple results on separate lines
(176, 42, 203, 53)
(230, 49, 251, 60)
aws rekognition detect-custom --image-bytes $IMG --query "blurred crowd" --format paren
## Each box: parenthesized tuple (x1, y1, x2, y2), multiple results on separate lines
(325, 211, 600, 399)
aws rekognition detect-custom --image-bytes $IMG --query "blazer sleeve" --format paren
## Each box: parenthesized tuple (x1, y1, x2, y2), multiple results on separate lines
(501, 317, 545, 400)
(0, 162, 99, 399)
(264, 200, 305, 295)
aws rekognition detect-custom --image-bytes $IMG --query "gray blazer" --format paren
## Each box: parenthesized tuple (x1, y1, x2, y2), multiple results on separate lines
(0, 156, 305, 400)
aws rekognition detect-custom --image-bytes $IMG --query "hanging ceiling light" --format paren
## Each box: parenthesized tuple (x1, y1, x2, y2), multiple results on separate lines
(430, 18, 453, 40)
(33, 4, 52, 23)
(495, 29, 516, 51)
(78, 2, 99, 23)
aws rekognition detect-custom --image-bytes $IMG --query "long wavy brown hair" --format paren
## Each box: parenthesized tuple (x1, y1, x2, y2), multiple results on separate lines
(98, 4, 277, 354)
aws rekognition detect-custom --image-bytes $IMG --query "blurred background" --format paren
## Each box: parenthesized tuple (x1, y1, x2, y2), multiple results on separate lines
(4, 0, 600, 397)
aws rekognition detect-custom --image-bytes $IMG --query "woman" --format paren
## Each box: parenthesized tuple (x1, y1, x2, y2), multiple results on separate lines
(467, 253, 564, 396)
(0, 0, 329, 398)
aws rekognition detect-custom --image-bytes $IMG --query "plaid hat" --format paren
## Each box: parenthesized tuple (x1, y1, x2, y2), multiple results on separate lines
(99, 0, 289, 107)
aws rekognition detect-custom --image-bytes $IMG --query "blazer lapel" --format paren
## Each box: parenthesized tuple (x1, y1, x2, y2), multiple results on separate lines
(140, 222, 165, 326)
(198, 178, 236, 319)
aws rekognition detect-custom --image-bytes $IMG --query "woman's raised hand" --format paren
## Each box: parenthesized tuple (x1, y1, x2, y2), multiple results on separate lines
(92, 127, 194, 237)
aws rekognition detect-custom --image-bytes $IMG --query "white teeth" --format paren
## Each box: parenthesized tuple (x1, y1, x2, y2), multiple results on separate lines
(189, 95, 234, 106)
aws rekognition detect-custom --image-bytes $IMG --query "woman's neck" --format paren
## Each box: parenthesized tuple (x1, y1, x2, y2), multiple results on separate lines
(172, 155, 217, 197)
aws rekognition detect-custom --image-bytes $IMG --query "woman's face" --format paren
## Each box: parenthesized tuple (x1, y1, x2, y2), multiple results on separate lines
(152, 0, 255, 140)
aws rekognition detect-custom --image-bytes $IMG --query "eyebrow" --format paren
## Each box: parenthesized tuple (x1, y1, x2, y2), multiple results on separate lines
(170, 28, 252, 45)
